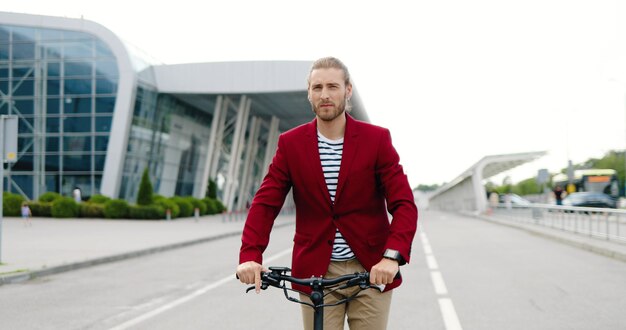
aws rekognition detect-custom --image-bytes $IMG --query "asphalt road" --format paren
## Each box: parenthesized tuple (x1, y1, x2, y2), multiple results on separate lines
(1, 211, 625, 329)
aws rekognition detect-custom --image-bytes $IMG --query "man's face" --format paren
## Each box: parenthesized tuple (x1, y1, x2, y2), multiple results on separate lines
(308, 68, 353, 122)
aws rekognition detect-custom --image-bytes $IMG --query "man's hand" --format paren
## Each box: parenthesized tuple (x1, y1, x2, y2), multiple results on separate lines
(236, 261, 265, 293)
(370, 258, 399, 285)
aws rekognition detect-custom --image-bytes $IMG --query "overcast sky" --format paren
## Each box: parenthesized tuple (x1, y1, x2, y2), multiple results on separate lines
(5, 0, 626, 188)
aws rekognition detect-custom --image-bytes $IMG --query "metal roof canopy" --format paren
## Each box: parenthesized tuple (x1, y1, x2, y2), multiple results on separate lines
(150, 61, 369, 131)
(430, 151, 547, 213)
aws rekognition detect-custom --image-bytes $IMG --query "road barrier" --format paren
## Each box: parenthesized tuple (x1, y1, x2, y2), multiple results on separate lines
(490, 204, 626, 243)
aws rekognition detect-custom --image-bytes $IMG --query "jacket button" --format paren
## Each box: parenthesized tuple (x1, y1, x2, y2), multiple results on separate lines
(333, 215, 339, 220)
(327, 240, 333, 245)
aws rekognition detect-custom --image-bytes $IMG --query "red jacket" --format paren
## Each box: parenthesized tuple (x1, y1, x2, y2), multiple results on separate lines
(239, 114, 418, 293)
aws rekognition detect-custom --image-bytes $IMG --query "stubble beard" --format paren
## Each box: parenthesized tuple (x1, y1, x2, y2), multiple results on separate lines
(311, 97, 346, 122)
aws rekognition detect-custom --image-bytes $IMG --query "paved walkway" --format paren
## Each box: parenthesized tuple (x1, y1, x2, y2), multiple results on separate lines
(0, 213, 294, 285)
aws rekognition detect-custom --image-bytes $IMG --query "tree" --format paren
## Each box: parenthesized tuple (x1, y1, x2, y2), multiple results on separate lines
(415, 183, 441, 192)
(512, 177, 541, 195)
(207, 178, 217, 199)
(137, 168, 153, 206)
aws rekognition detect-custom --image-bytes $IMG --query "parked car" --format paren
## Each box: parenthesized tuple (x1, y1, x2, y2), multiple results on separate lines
(561, 192, 617, 209)
(498, 193, 532, 206)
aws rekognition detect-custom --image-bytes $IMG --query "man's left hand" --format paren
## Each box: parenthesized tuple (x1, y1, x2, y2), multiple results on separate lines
(370, 258, 399, 285)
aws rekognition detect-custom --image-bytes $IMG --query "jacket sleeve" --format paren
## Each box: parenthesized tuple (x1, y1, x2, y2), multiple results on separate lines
(376, 129, 418, 264)
(239, 134, 292, 265)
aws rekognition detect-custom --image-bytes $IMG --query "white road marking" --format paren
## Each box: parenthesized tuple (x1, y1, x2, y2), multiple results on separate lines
(430, 271, 448, 295)
(426, 255, 439, 270)
(423, 243, 433, 255)
(420, 231, 463, 330)
(438, 298, 463, 330)
(109, 248, 292, 330)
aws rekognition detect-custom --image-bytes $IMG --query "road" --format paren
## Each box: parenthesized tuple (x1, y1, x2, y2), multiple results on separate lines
(1, 211, 625, 329)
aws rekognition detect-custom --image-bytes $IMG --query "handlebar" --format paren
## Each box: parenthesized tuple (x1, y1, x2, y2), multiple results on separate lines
(251, 266, 371, 291)
(245, 266, 380, 308)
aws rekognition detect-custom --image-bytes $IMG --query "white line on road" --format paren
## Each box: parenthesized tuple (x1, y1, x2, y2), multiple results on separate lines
(420, 231, 463, 330)
(109, 248, 292, 330)
(426, 255, 439, 270)
(423, 243, 433, 255)
(430, 271, 448, 295)
(438, 298, 463, 330)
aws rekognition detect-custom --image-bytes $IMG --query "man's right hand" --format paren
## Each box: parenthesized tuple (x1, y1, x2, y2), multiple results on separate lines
(236, 261, 264, 293)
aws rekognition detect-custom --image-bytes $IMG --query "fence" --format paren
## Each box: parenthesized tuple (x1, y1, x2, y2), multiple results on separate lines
(491, 204, 626, 244)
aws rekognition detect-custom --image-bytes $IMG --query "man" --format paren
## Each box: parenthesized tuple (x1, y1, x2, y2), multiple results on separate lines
(553, 184, 565, 205)
(236, 57, 418, 329)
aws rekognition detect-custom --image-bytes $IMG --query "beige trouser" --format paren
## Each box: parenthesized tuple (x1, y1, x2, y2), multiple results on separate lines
(300, 259, 393, 330)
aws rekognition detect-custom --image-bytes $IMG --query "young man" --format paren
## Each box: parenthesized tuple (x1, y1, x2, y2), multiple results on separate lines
(236, 57, 418, 329)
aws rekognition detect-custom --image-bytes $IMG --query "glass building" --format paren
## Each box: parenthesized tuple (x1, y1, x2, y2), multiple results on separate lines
(0, 12, 368, 211)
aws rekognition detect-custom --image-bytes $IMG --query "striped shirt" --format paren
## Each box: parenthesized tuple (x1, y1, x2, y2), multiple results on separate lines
(318, 131, 355, 261)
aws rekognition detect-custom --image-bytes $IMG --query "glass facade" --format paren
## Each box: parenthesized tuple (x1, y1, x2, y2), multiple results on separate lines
(0, 24, 118, 199)
(119, 86, 215, 202)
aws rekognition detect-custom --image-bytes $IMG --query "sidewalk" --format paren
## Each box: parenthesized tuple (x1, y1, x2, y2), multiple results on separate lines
(0, 213, 294, 285)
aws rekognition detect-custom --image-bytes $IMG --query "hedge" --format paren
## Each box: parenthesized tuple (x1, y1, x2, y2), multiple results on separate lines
(202, 198, 218, 215)
(103, 199, 130, 219)
(171, 197, 193, 217)
(27, 201, 53, 217)
(39, 192, 62, 203)
(154, 198, 180, 218)
(79, 202, 105, 218)
(3, 192, 25, 216)
(51, 197, 79, 218)
(128, 204, 165, 220)
(186, 197, 208, 215)
(88, 194, 111, 204)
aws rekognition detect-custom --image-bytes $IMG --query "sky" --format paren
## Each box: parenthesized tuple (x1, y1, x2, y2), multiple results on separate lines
(4, 0, 626, 189)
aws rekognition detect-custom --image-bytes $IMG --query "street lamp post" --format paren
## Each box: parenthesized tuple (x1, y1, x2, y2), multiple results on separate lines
(0, 116, 18, 264)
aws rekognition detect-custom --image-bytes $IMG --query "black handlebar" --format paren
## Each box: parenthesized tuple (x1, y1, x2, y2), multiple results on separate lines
(243, 266, 380, 329)
(246, 266, 372, 293)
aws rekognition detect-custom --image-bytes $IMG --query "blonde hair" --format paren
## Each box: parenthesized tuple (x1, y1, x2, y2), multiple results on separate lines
(307, 57, 352, 87)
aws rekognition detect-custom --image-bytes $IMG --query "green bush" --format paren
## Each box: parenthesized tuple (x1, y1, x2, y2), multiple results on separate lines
(103, 199, 130, 219)
(186, 197, 207, 215)
(137, 168, 153, 206)
(39, 192, 62, 203)
(79, 203, 105, 218)
(88, 194, 111, 204)
(3, 192, 25, 216)
(154, 198, 180, 218)
(51, 197, 79, 218)
(203, 198, 218, 215)
(27, 201, 52, 217)
(214, 199, 226, 213)
(207, 178, 217, 199)
(171, 197, 193, 217)
(128, 204, 165, 220)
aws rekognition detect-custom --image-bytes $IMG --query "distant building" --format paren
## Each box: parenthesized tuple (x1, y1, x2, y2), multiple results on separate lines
(0, 12, 368, 210)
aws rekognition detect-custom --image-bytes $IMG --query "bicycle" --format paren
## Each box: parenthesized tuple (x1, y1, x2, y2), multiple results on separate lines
(243, 266, 381, 330)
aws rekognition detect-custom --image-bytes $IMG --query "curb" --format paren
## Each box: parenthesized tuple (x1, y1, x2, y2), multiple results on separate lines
(467, 213, 626, 263)
(0, 221, 294, 286)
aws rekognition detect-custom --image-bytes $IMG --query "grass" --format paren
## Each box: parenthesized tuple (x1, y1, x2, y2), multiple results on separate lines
(0, 268, 30, 275)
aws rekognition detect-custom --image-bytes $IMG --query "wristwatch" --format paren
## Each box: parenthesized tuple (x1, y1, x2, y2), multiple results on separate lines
(383, 249, 404, 264)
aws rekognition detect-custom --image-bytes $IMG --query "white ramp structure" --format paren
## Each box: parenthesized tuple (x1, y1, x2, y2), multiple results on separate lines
(429, 151, 547, 213)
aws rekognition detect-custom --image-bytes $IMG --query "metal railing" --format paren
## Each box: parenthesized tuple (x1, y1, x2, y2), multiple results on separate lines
(490, 203, 626, 244)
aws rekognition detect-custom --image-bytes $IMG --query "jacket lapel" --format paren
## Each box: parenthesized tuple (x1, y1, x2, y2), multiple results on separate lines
(304, 119, 333, 205)
(335, 114, 359, 205)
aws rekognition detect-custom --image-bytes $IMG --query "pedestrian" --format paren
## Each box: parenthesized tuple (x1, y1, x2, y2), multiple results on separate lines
(553, 184, 565, 206)
(236, 57, 418, 330)
(72, 186, 81, 203)
(488, 191, 499, 208)
(21, 202, 32, 226)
